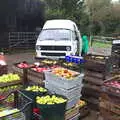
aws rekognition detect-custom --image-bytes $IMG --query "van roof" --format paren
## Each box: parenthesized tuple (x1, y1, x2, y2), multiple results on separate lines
(42, 19, 78, 31)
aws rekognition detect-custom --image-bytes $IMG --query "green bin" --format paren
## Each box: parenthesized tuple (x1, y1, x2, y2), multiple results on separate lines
(36, 95, 67, 120)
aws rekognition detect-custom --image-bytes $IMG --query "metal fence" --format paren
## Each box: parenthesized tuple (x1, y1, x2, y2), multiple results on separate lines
(8, 32, 39, 49)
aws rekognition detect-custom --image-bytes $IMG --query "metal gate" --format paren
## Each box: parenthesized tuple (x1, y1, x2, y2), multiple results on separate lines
(8, 32, 39, 49)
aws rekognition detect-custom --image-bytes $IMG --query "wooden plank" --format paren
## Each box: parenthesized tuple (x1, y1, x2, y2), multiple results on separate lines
(0, 80, 22, 88)
(84, 76, 104, 86)
(83, 84, 102, 93)
(85, 70, 104, 79)
(82, 86, 101, 98)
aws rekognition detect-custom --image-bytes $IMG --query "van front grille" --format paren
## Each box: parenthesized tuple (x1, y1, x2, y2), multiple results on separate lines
(40, 46, 67, 51)
(41, 52, 66, 56)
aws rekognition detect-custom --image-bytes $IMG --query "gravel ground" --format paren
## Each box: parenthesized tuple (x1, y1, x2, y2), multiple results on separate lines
(4, 48, 108, 120)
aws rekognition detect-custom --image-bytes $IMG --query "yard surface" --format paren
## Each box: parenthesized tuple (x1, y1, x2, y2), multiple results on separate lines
(5, 48, 111, 120)
(5, 52, 102, 120)
(5, 44, 111, 120)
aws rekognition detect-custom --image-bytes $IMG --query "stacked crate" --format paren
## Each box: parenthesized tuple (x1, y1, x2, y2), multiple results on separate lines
(44, 68, 84, 119)
(44, 70, 84, 110)
(82, 54, 112, 110)
(99, 76, 120, 120)
(111, 39, 120, 71)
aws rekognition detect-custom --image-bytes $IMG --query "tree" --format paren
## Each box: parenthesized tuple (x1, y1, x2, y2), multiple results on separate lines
(44, 0, 89, 34)
(85, 0, 120, 35)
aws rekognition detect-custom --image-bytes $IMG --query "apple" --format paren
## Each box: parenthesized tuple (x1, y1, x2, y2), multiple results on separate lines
(0, 73, 20, 83)
(32, 67, 49, 72)
(25, 86, 47, 92)
(17, 62, 29, 68)
(36, 95, 67, 105)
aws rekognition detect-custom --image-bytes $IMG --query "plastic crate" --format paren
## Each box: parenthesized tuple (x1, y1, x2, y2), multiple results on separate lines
(0, 90, 33, 120)
(65, 56, 84, 64)
(44, 71, 84, 89)
(45, 81, 83, 99)
(66, 96, 81, 110)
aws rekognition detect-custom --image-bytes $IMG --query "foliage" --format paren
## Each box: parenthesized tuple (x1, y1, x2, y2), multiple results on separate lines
(85, 0, 120, 35)
(44, 0, 89, 35)
(92, 41, 112, 48)
(0, 0, 120, 35)
(44, 0, 120, 36)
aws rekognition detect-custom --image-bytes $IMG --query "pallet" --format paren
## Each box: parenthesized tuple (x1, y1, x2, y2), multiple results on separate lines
(100, 93, 120, 116)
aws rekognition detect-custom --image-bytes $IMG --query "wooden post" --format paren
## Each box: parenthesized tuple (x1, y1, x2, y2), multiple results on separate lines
(23, 68, 28, 87)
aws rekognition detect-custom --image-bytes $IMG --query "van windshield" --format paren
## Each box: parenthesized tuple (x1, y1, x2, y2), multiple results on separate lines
(38, 29, 71, 40)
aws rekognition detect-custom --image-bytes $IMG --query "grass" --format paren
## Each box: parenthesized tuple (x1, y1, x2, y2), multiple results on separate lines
(91, 41, 112, 48)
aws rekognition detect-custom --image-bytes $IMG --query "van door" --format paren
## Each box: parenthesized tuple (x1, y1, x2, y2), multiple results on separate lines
(72, 31, 78, 55)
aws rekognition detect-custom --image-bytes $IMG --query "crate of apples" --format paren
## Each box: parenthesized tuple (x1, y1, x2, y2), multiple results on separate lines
(16, 61, 34, 69)
(102, 75, 120, 97)
(31, 67, 49, 73)
(52, 67, 80, 79)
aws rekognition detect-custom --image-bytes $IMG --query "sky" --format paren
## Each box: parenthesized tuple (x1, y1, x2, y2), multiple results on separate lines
(112, 0, 119, 2)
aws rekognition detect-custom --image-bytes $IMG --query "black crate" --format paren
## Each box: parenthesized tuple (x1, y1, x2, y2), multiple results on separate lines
(0, 90, 33, 120)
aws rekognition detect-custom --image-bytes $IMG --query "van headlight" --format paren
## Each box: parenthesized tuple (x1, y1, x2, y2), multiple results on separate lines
(36, 45, 41, 50)
(66, 46, 71, 51)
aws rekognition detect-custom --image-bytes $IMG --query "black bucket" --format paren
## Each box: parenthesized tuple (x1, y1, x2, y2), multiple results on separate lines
(36, 95, 67, 120)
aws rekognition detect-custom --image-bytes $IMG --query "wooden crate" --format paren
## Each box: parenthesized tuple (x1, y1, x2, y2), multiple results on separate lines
(12, 62, 34, 76)
(100, 108, 120, 120)
(100, 93, 120, 115)
(84, 54, 111, 73)
(65, 105, 80, 120)
(82, 85, 101, 99)
(82, 96, 99, 111)
(102, 76, 120, 97)
(0, 80, 22, 88)
(0, 65, 8, 76)
(27, 69, 45, 85)
(84, 70, 111, 80)
(79, 105, 89, 118)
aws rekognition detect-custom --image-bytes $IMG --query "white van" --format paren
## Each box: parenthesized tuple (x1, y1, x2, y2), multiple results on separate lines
(35, 19, 82, 59)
